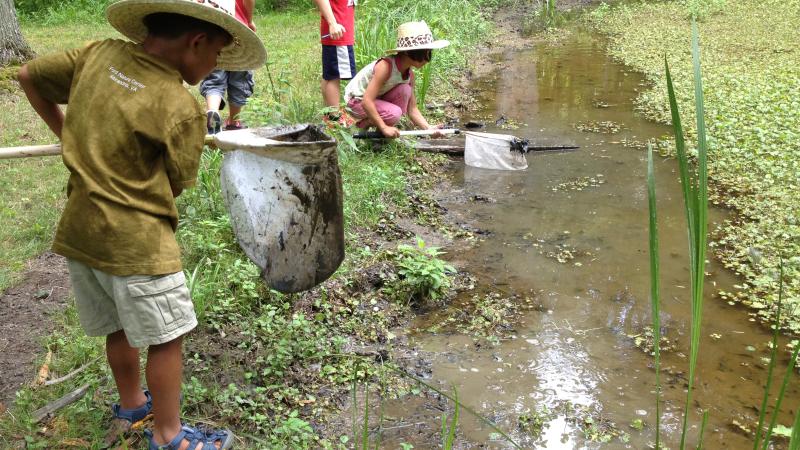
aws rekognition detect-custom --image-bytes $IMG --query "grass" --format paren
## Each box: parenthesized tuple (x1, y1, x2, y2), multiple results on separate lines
(0, 1, 503, 447)
(588, 0, 800, 334)
(0, 22, 114, 291)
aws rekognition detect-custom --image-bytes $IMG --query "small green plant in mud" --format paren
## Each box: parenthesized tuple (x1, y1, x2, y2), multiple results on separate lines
(456, 292, 529, 342)
(518, 407, 554, 440)
(383, 237, 456, 304)
(553, 401, 628, 444)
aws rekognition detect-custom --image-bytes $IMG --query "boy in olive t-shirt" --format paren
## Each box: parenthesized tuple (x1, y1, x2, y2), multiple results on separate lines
(17, 0, 265, 448)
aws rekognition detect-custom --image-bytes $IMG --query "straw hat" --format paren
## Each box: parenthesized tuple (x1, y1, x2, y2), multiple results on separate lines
(385, 21, 450, 54)
(106, 0, 266, 71)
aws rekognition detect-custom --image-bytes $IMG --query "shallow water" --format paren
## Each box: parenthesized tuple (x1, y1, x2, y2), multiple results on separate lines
(382, 29, 799, 449)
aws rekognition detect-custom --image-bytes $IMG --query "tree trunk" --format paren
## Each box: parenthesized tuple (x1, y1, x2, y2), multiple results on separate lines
(0, 0, 34, 66)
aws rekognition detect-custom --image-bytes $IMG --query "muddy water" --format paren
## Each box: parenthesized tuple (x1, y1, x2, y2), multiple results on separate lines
(383, 30, 799, 448)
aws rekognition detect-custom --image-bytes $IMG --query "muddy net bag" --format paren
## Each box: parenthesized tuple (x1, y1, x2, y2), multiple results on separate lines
(213, 125, 344, 293)
(464, 131, 529, 171)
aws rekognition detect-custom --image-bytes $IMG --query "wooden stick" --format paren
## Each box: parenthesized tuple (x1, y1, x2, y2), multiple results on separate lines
(0, 144, 62, 159)
(33, 350, 52, 386)
(43, 356, 101, 387)
(33, 382, 91, 423)
(0, 136, 216, 160)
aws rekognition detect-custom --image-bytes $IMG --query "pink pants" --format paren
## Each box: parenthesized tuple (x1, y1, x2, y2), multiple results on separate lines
(347, 83, 412, 129)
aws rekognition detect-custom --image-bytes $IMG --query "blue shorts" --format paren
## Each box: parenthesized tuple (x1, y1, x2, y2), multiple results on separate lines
(199, 69, 254, 109)
(322, 45, 356, 81)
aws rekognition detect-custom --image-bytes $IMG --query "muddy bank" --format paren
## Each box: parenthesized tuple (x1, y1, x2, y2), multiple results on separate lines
(0, 252, 70, 406)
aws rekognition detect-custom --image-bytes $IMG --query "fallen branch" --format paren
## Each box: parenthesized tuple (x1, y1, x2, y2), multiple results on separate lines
(33, 350, 53, 386)
(33, 383, 91, 423)
(43, 356, 101, 387)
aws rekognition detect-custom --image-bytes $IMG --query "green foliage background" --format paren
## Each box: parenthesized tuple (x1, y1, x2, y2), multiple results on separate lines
(14, 0, 316, 22)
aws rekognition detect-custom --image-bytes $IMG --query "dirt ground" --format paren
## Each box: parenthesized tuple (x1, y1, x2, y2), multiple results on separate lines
(0, 252, 70, 407)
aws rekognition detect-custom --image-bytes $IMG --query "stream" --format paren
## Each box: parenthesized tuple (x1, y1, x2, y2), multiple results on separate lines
(382, 29, 799, 449)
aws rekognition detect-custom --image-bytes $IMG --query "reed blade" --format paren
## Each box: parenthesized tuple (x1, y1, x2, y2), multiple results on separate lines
(672, 18, 710, 449)
(753, 266, 784, 449)
(647, 143, 662, 448)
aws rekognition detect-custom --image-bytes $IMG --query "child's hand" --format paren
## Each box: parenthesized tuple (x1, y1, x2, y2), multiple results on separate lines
(380, 125, 400, 138)
(328, 22, 346, 39)
(429, 124, 445, 138)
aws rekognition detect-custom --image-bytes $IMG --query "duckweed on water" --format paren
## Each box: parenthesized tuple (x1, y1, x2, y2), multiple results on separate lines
(574, 120, 623, 134)
(550, 175, 606, 192)
(589, 0, 800, 333)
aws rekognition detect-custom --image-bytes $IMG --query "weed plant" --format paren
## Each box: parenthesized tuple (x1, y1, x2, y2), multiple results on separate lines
(383, 237, 456, 304)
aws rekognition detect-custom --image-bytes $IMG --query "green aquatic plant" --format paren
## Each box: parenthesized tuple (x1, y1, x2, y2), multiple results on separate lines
(589, 0, 800, 336)
(659, 18, 800, 450)
(441, 387, 460, 449)
(645, 142, 662, 448)
(664, 19, 710, 449)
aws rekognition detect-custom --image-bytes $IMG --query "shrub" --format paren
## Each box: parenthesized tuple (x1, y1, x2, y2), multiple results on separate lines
(384, 237, 456, 304)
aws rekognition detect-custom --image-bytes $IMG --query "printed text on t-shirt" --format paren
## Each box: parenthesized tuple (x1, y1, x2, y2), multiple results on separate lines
(108, 66, 146, 92)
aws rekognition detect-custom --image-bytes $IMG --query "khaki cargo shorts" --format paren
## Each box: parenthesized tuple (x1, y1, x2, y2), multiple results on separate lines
(67, 259, 198, 348)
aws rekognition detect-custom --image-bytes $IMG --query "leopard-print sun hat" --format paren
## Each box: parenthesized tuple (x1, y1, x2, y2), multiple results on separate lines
(106, 0, 266, 71)
(385, 21, 449, 54)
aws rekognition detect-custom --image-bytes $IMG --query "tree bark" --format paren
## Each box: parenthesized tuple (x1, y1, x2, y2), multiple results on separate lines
(0, 0, 35, 66)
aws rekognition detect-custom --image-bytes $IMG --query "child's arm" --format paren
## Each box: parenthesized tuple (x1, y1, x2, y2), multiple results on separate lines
(407, 88, 444, 137)
(361, 60, 399, 138)
(241, 0, 257, 31)
(313, 0, 345, 39)
(17, 64, 65, 139)
(407, 89, 433, 130)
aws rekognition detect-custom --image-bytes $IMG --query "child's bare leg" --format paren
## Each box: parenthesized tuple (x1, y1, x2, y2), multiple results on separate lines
(228, 103, 242, 123)
(146, 336, 185, 447)
(106, 330, 148, 410)
(206, 94, 223, 111)
(321, 79, 341, 108)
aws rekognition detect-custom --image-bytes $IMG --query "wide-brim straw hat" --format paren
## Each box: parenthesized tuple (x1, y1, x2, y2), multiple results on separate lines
(106, 0, 266, 71)
(385, 21, 450, 54)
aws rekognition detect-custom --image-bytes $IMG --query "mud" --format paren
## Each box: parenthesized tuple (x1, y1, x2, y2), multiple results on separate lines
(0, 252, 70, 406)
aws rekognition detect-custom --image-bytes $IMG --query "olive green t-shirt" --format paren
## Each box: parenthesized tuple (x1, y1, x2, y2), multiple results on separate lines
(28, 39, 205, 276)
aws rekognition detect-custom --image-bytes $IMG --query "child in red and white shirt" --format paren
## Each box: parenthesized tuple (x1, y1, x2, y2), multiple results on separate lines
(314, 0, 356, 113)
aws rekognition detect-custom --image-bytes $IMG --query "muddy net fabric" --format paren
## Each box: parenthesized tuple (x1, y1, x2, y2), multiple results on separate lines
(464, 131, 528, 171)
(214, 125, 344, 293)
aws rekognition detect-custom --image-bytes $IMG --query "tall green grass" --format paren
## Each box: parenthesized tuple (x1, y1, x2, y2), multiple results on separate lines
(664, 19, 710, 449)
(646, 143, 662, 448)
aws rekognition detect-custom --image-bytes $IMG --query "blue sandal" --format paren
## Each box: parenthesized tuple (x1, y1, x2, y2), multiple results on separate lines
(112, 390, 153, 423)
(145, 424, 234, 450)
